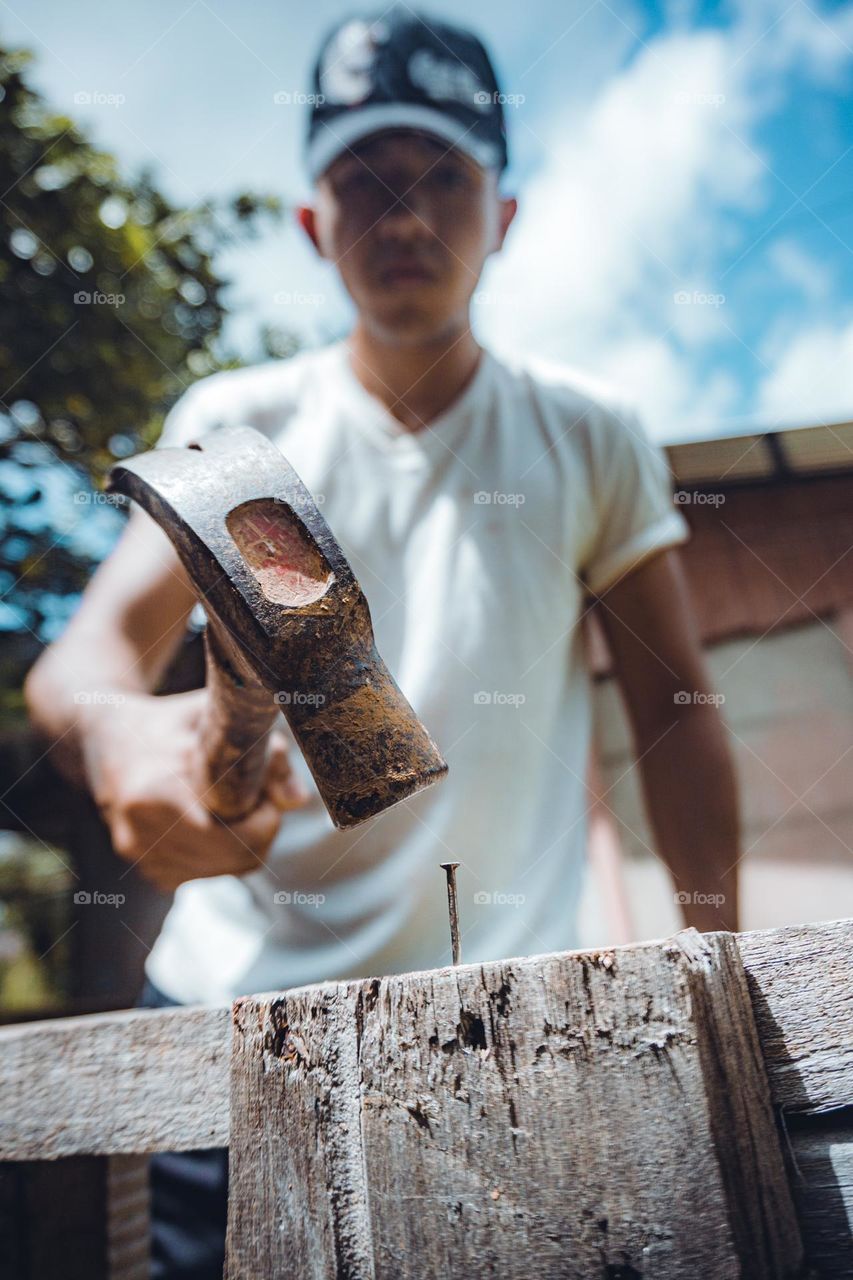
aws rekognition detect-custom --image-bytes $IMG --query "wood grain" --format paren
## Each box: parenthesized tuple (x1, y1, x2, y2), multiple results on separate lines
(225, 929, 803, 1279)
(0, 1005, 230, 1160)
(737, 918, 853, 1114)
(1, 920, 849, 1276)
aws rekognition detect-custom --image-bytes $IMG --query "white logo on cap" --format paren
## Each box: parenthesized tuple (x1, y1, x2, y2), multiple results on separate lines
(319, 19, 388, 105)
(407, 48, 490, 112)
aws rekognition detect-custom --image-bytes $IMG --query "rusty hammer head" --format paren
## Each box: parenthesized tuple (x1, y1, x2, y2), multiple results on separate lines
(106, 424, 448, 828)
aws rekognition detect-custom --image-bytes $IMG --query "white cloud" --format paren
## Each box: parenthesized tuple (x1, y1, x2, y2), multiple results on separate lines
(477, 3, 853, 441)
(765, 238, 832, 301)
(587, 333, 741, 436)
(729, 0, 853, 89)
(755, 320, 853, 426)
(476, 27, 762, 437)
(11, 0, 850, 438)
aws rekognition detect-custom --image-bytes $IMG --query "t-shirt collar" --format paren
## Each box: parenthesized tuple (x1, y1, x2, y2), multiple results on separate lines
(331, 339, 492, 458)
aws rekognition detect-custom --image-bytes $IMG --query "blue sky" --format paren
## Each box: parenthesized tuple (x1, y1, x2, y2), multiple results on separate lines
(4, 0, 853, 441)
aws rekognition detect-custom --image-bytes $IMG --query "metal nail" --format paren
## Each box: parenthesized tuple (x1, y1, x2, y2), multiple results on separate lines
(439, 862, 461, 965)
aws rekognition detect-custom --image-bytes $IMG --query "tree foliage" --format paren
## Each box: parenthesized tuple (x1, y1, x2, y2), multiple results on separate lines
(0, 45, 289, 708)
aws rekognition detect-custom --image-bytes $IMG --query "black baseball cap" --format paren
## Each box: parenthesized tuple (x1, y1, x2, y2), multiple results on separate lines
(304, 8, 509, 183)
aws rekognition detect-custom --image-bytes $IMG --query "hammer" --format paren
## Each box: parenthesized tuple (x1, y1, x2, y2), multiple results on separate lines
(106, 424, 448, 828)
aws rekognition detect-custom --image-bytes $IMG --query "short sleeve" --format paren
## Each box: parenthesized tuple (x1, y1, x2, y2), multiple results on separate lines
(581, 403, 689, 596)
(156, 377, 224, 450)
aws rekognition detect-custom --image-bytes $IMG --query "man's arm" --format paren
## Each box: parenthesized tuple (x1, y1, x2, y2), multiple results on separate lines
(24, 508, 199, 787)
(24, 508, 308, 892)
(593, 547, 741, 933)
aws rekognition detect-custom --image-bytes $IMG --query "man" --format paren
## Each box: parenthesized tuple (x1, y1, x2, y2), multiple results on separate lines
(25, 8, 740, 1275)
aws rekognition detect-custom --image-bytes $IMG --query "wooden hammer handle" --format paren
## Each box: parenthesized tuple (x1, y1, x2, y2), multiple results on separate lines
(199, 624, 279, 822)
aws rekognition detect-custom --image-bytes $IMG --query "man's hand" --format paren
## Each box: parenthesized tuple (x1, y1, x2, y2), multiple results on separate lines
(80, 688, 310, 893)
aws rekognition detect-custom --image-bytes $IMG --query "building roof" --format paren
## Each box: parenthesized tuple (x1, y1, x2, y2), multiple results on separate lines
(588, 421, 853, 672)
(666, 420, 853, 487)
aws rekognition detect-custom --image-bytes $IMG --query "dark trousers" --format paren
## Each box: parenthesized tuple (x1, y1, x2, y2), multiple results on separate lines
(135, 977, 229, 1279)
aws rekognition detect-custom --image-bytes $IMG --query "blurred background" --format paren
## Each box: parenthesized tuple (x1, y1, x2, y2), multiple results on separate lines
(1, 0, 852, 1017)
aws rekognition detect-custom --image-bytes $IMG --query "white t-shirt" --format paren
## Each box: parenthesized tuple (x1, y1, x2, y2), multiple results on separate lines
(144, 340, 689, 1005)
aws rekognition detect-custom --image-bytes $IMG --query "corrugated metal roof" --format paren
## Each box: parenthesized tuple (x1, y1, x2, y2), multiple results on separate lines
(782, 421, 853, 473)
(667, 421, 853, 486)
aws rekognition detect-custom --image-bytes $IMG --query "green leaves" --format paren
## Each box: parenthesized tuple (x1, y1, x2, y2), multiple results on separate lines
(0, 42, 292, 667)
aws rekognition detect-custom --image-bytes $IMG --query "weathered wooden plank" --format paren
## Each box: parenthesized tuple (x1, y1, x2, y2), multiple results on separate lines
(0, 921, 847, 1273)
(225, 929, 803, 1279)
(226, 982, 373, 1279)
(737, 917, 853, 1114)
(0, 918, 849, 1166)
(0, 1005, 230, 1160)
(787, 1110, 853, 1279)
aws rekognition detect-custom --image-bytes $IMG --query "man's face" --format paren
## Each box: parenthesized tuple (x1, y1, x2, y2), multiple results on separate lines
(300, 131, 516, 343)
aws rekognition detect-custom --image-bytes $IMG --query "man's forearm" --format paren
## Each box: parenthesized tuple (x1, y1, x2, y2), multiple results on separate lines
(635, 705, 741, 932)
(25, 508, 199, 789)
(24, 634, 149, 789)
